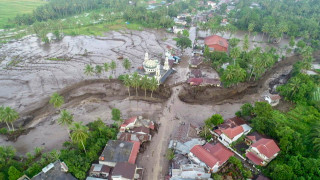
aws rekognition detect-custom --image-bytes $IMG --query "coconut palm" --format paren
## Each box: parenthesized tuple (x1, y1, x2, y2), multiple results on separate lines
(70, 122, 89, 154)
(248, 23, 255, 37)
(58, 110, 74, 137)
(149, 77, 159, 98)
(95, 65, 103, 76)
(2, 107, 19, 131)
(103, 63, 109, 73)
(131, 72, 141, 96)
(110, 60, 117, 75)
(123, 74, 132, 96)
(49, 92, 64, 109)
(140, 75, 149, 97)
(122, 58, 131, 71)
(243, 35, 249, 52)
(84, 64, 94, 76)
(230, 47, 241, 65)
(0, 106, 11, 131)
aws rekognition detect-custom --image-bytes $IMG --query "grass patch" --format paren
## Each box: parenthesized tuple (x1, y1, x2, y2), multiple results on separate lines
(0, 0, 47, 28)
(47, 57, 68, 61)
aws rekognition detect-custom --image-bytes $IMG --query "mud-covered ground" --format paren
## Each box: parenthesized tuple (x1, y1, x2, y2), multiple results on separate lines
(0, 29, 176, 114)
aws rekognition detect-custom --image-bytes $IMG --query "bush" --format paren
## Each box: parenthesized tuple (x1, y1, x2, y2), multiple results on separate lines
(0, 128, 8, 135)
(111, 108, 121, 121)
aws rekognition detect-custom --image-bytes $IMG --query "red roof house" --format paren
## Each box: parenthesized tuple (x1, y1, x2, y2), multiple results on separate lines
(189, 143, 234, 173)
(221, 126, 244, 139)
(246, 138, 280, 166)
(120, 117, 138, 132)
(187, 78, 203, 86)
(204, 35, 228, 52)
(128, 141, 140, 164)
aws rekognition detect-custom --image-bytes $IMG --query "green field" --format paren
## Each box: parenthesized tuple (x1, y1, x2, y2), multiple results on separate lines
(0, 0, 47, 28)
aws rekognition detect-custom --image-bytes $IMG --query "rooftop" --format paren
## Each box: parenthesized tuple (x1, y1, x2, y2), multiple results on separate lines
(31, 160, 76, 180)
(204, 35, 228, 49)
(252, 138, 280, 158)
(99, 140, 137, 163)
(112, 162, 136, 179)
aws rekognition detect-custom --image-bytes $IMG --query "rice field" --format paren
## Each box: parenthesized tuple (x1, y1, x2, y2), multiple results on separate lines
(0, 0, 47, 28)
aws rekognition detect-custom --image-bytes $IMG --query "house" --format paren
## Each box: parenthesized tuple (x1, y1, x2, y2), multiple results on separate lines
(174, 18, 187, 26)
(99, 140, 140, 167)
(112, 162, 143, 180)
(120, 117, 138, 132)
(246, 138, 280, 166)
(187, 78, 203, 86)
(188, 143, 234, 173)
(130, 126, 150, 134)
(171, 164, 212, 180)
(173, 26, 184, 34)
(245, 131, 264, 145)
(118, 132, 152, 143)
(204, 35, 228, 52)
(88, 164, 111, 179)
(216, 124, 252, 145)
(169, 138, 205, 154)
(188, 69, 202, 78)
(120, 116, 155, 132)
(220, 19, 229, 26)
(31, 160, 76, 180)
(190, 56, 203, 68)
(264, 94, 281, 106)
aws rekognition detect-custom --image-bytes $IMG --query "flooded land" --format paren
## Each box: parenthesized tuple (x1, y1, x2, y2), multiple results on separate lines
(0, 29, 315, 179)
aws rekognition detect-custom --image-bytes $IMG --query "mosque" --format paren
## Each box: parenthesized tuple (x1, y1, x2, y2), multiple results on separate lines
(137, 51, 176, 84)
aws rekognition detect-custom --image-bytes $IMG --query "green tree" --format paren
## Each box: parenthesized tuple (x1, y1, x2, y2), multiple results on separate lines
(248, 23, 255, 37)
(205, 114, 224, 127)
(176, 37, 192, 52)
(289, 36, 295, 47)
(123, 74, 131, 96)
(131, 72, 141, 96)
(111, 108, 121, 121)
(166, 149, 175, 160)
(199, 125, 213, 141)
(49, 92, 64, 109)
(84, 64, 94, 76)
(122, 58, 131, 71)
(103, 63, 109, 73)
(140, 75, 149, 97)
(149, 77, 159, 98)
(2, 107, 19, 131)
(182, 29, 189, 37)
(243, 35, 249, 52)
(221, 64, 246, 87)
(229, 38, 240, 48)
(230, 47, 241, 64)
(70, 122, 89, 154)
(58, 110, 74, 137)
(8, 166, 22, 180)
(110, 60, 117, 74)
(95, 65, 103, 76)
(0, 106, 11, 131)
(240, 103, 253, 116)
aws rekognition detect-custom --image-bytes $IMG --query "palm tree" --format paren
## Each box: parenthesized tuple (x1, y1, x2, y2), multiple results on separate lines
(84, 64, 94, 76)
(149, 77, 158, 98)
(230, 47, 241, 65)
(248, 23, 255, 37)
(49, 92, 64, 109)
(301, 46, 313, 59)
(2, 107, 19, 131)
(110, 60, 117, 75)
(70, 122, 89, 154)
(0, 106, 11, 131)
(103, 63, 109, 73)
(131, 72, 141, 96)
(140, 75, 149, 97)
(95, 65, 103, 76)
(243, 35, 249, 52)
(288, 77, 301, 99)
(122, 58, 131, 71)
(123, 74, 131, 96)
(58, 110, 74, 137)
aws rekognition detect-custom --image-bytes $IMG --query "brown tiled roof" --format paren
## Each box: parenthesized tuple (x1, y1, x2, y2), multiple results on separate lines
(252, 138, 280, 158)
(246, 132, 263, 143)
(118, 132, 151, 143)
(221, 126, 244, 139)
(112, 162, 136, 179)
(203, 78, 220, 85)
(131, 126, 150, 134)
(128, 141, 140, 164)
(246, 152, 263, 165)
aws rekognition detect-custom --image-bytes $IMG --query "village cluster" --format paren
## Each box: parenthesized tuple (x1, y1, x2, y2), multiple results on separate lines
(167, 117, 280, 179)
(28, 116, 156, 180)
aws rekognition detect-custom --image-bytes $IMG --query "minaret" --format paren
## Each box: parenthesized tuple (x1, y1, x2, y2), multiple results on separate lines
(163, 56, 170, 70)
(156, 64, 161, 84)
(144, 52, 149, 63)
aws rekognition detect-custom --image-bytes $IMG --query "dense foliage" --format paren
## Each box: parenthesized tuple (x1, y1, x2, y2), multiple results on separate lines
(231, 0, 320, 43)
(237, 67, 320, 179)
